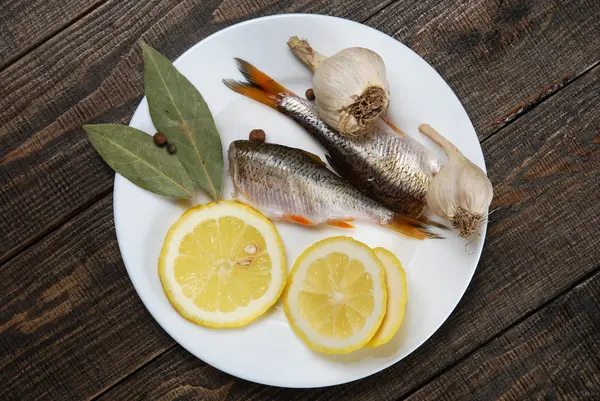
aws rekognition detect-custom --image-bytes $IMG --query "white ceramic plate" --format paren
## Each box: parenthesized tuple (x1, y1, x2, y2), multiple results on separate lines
(114, 14, 486, 388)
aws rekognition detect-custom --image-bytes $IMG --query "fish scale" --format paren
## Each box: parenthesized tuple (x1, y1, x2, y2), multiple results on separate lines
(228, 140, 444, 240)
(224, 58, 441, 217)
(280, 95, 435, 216)
(229, 140, 390, 223)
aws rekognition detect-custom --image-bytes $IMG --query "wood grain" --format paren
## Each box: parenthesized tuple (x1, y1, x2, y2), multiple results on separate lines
(0, 0, 102, 69)
(0, 195, 173, 400)
(405, 271, 600, 401)
(97, 65, 598, 400)
(367, 0, 600, 139)
(0, 0, 389, 263)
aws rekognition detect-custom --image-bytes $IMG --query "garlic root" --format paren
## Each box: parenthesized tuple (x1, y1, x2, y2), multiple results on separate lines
(419, 124, 494, 238)
(287, 36, 327, 72)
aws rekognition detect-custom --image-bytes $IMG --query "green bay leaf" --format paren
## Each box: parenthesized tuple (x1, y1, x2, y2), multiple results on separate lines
(141, 41, 224, 200)
(83, 124, 194, 199)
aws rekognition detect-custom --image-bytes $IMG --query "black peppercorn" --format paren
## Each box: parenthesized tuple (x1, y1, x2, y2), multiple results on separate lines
(305, 88, 315, 100)
(249, 129, 266, 143)
(166, 143, 177, 154)
(153, 132, 167, 146)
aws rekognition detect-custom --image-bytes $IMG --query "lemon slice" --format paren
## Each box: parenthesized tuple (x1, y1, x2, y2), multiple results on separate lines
(366, 248, 408, 347)
(159, 201, 286, 328)
(284, 236, 387, 354)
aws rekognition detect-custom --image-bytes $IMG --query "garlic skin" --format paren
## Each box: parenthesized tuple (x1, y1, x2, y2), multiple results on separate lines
(419, 124, 493, 238)
(313, 48, 390, 136)
(287, 37, 390, 136)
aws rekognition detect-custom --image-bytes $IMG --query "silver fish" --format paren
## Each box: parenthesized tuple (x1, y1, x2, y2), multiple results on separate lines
(223, 59, 441, 217)
(228, 140, 443, 240)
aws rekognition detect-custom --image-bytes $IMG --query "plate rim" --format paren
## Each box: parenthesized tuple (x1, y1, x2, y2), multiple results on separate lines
(113, 13, 487, 388)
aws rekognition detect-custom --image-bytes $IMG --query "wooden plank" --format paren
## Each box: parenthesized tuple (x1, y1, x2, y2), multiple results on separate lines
(98, 66, 600, 400)
(404, 271, 600, 401)
(367, 0, 600, 139)
(0, 0, 389, 262)
(0, 195, 173, 400)
(0, 0, 101, 69)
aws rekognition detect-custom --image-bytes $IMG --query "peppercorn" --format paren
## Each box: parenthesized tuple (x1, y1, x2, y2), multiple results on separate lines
(305, 88, 315, 100)
(249, 129, 266, 143)
(153, 132, 167, 146)
(166, 143, 177, 154)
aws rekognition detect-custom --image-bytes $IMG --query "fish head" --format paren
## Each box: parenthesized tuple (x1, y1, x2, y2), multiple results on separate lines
(227, 141, 238, 181)
(227, 140, 251, 183)
(227, 140, 273, 186)
(227, 140, 296, 213)
(228, 140, 260, 201)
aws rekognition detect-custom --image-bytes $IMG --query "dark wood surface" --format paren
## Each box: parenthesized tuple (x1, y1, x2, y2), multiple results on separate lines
(0, 0, 101, 69)
(1, 0, 598, 400)
(404, 270, 600, 401)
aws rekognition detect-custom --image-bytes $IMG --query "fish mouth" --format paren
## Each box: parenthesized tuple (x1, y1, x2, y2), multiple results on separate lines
(227, 141, 246, 201)
(227, 141, 239, 183)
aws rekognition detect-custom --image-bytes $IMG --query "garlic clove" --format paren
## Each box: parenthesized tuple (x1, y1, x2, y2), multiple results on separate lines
(419, 124, 493, 238)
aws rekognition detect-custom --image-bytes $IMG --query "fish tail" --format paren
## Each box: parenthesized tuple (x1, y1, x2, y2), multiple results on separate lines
(223, 58, 296, 109)
(418, 216, 451, 231)
(384, 215, 446, 240)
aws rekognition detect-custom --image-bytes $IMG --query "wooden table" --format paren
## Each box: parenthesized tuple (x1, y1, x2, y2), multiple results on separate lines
(1, 1, 599, 399)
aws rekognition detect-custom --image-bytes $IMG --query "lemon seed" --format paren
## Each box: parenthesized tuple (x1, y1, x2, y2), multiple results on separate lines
(244, 244, 258, 254)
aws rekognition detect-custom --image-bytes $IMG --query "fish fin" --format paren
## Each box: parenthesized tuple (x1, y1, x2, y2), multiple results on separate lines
(283, 213, 314, 225)
(303, 150, 327, 167)
(324, 154, 348, 177)
(222, 79, 279, 109)
(223, 58, 297, 108)
(327, 219, 356, 229)
(384, 215, 445, 240)
(383, 119, 406, 136)
(417, 216, 451, 231)
(324, 154, 363, 188)
(234, 58, 296, 96)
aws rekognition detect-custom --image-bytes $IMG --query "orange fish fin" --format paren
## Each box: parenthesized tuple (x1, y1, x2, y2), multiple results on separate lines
(302, 150, 327, 167)
(223, 59, 297, 109)
(384, 119, 406, 137)
(283, 213, 314, 225)
(234, 58, 296, 96)
(222, 80, 279, 109)
(418, 216, 451, 231)
(383, 215, 444, 240)
(327, 219, 356, 229)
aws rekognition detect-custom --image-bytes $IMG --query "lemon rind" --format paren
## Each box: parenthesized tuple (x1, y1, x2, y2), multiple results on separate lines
(366, 247, 408, 347)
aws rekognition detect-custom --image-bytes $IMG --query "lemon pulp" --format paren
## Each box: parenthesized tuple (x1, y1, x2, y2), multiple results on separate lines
(284, 236, 386, 354)
(159, 201, 286, 328)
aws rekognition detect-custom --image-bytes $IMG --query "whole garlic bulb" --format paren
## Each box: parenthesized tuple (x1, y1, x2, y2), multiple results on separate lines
(288, 37, 390, 136)
(419, 124, 494, 238)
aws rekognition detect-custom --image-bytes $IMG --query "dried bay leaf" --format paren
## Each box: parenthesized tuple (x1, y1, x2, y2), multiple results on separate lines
(141, 41, 224, 200)
(83, 124, 194, 199)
